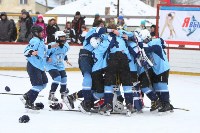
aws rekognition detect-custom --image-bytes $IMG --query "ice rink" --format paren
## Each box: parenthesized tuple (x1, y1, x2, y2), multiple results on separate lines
(0, 71, 200, 133)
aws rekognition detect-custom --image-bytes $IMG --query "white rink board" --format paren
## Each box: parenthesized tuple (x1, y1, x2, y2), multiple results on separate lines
(0, 44, 199, 73)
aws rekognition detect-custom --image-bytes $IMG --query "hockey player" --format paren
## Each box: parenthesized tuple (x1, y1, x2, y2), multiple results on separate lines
(135, 30, 162, 112)
(146, 32, 173, 112)
(99, 24, 134, 116)
(21, 25, 48, 110)
(45, 31, 72, 109)
(78, 20, 119, 114)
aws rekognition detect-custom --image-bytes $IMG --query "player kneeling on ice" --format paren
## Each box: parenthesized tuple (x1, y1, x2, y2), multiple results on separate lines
(45, 31, 73, 110)
(21, 25, 48, 110)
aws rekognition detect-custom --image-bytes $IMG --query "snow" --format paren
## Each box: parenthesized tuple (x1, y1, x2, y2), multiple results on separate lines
(0, 71, 200, 133)
(45, 0, 156, 26)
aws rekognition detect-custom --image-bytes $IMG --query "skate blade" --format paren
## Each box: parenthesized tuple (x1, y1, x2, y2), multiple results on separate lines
(158, 110, 173, 115)
(25, 108, 40, 114)
(63, 98, 73, 110)
(99, 111, 111, 116)
(20, 96, 26, 105)
(126, 110, 132, 117)
(48, 100, 58, 104)
(78, 105, 91, 115)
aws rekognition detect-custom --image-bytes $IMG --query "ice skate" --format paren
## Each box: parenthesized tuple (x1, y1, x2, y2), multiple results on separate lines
(48, 92, 58, 104)
(99, 103, 112, 116)
(62, 92, 75, 110)
(78, 100, 92, 115)
(150, 99, 162, 112)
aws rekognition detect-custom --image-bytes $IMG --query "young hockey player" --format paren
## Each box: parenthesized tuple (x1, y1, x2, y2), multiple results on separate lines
(135, 30, 162, 112)
(21, 25, 48, 110)
(99, 24, 134, 116)
(45, 31, 72, 109)
(146, 32, 173, 112)
(78, 20, 119, 114)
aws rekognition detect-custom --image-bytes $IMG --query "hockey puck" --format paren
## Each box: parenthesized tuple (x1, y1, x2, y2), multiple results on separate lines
(5, 86, 10, 92)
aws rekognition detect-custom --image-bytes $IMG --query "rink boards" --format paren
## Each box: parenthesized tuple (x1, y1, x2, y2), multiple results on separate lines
(0, 44, 199, 75)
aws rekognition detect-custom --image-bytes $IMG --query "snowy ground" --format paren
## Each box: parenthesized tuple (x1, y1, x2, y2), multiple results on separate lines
(0, 71, 200, 133)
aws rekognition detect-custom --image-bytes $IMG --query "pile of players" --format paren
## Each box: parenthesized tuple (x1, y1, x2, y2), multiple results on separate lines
(20, 19, 173, 116)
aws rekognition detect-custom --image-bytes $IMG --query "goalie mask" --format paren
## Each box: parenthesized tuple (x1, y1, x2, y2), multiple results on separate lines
(90, 37, 101, 48)
(113, 101, 124, 112)
(55, 31, 66, 47)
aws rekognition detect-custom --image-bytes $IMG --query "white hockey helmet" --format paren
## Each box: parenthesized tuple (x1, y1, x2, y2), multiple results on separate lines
(55, 31, 66, 40)
(113, 101, 124, 112)
(139, 29, 151, 41)
(90, 37, 101, 48)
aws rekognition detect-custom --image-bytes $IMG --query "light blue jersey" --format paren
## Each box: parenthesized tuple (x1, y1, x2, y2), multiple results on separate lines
(128, 41, 139, 72)
(92, 35, 109, 72)
(147, 38, 170, 75)
(83, 27, 107, 52)
(24, 37, 47, 71)
(108, 30, 133, 59)
(45, 42, 70, 71)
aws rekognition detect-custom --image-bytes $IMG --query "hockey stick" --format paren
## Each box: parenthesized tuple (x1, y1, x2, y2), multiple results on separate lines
(144, 106, 189, 111)
(0, 73, 29, 78)
(0, 92, 44, 97)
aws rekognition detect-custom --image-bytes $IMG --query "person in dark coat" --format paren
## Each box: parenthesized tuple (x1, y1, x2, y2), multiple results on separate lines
(46, 18, 60, 43)
(71, 11, 85, 43)
(0, 12, 13, 42)
(10, 19, 17, 42)
(17, 11, 33, 42)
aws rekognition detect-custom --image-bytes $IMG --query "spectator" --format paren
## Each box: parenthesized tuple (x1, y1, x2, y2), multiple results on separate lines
(135, 20, 147, 34)
(0, 12, 13, 42)
(10, 19, 17, 42)
(72, 11, 85, 43)
(34, 14, 47, 41)
(107, 17, 115, 27)
(17, 11, 33, 42)
(32, 11, 40, 24)
(116, 16, 127, 31)
(64, 21, 76, 44)
(92, 13, 101, 27)
(46, 18, 60, 43)
(79, 25, 87, 44)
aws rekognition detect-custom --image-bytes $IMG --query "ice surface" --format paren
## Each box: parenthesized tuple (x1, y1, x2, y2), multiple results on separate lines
(0, 71, 200, 133)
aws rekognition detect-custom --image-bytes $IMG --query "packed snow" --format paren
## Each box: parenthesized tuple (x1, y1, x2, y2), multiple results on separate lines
(0, 71, 200, 133)
(45, 0, 156, 26)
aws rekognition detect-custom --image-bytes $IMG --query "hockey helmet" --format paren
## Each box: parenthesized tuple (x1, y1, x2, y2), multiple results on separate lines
(139, 29, 151, 41)
(90, 37, 101, 48)
(31, 25, 43, 37)
(55, 31, 66, 40)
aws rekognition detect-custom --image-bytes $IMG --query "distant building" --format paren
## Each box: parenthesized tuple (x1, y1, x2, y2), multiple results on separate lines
(0, 0, 76, 14)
